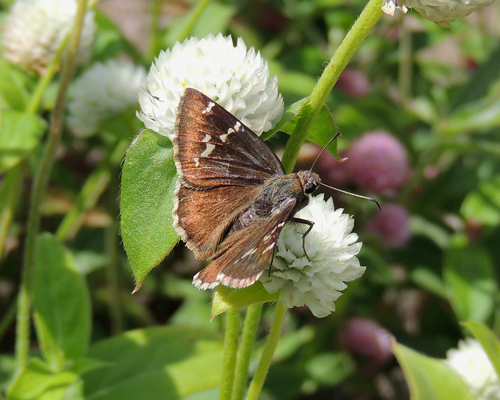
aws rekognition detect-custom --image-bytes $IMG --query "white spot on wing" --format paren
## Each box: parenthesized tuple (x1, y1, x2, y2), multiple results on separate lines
(194, 157, 200, 167)
(263, 244, 275, 253)
(241, 248, 257, 259)
(220, 127, 234, 143)
(202, 102, 215, 114)
(201, 143, 215, 157)
(235, 122, 242, 131)
(202, 134, 211, 142)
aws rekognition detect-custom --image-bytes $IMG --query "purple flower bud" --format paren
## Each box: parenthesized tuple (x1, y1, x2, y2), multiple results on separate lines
(336, 68, 372, 99)
(347, 131, 410, 196)
(339, 317, 393, 374)
(366, 203, 411, 248)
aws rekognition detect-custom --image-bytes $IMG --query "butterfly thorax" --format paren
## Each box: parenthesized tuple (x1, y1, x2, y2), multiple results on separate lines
(229, 171, 320, 234)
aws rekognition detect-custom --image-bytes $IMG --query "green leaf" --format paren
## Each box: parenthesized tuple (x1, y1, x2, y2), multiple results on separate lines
(0, 59, 29, 110)
(461, 176, 500, 227)
(261, 98, 306, 141)
(33, 234, 91, 370)
(462, 321, 500, 379)
(443, 246, 497, 323)
(0, 111, 46, 173)
(7, 358, 78, 400)
(212, 282, 279, 317)
(121, 130, 179, 289)
(82, 326, 224, 400)
(261, 98, 338, 157)
(392, 342, 474, 400)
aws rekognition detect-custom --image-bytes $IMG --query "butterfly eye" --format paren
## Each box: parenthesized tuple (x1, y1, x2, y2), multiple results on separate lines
(304, 182, 316, 194)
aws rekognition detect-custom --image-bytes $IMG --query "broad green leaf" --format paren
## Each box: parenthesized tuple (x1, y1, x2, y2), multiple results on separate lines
(7, 358, 78, 400)
(82, 326, 224, 400)
(33, 234, 91, 370)
(262, 98, 338, 157)
(0, 59, 29, 110)
(462, 321, 500, 379)
(212, 282, 279, 317)
(121, 130, 179, 289)
(0, 111, 46, 173)
(443, 246, 497, 323)
(461, 176, 500, 227)
(392, 342, 474, 400)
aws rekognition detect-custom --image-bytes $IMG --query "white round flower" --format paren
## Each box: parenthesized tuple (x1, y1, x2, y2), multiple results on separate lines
(137, 33, 283, 140)
(444, 338, 500, 400)
(68, 59, 146, 138)
(386, 0, 495, 24)
(260, 194, 365, 318)
(2, 0, 96, 74)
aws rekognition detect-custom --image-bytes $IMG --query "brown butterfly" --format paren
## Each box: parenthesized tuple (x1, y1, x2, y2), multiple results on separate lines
(172, 88, 377, 290)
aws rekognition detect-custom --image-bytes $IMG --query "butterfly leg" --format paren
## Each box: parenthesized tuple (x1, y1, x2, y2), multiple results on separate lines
(291, 217, 314, 261)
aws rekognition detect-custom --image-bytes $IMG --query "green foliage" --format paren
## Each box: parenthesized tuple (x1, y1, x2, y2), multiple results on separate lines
(0, 111, 46, 173)
(392, 342, 475, 400)
(82, 327, 224, 400)
(33, 234, 91, 371)
(121, 130, 179, 289)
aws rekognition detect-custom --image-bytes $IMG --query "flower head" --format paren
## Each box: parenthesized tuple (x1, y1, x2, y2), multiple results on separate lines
(382, 0, 494, 25)
(260, 194, 365, 318)
(137, 33, 283, 140)
(2, 0, 95, 74)
(404, 0, 494, 25)
(365, 203, 411, 248)
(339, 317, 393, 374)
(347, 131, 410, 197)
(444, 338, 500, 400)
(68, 59, 146, 138)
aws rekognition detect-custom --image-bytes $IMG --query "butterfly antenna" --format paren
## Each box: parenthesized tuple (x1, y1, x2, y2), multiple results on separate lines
(310, 131, 343, 171)
(320, 182, 382, 210)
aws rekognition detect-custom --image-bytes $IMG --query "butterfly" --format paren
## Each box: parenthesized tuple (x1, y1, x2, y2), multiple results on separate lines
(172, 88, 322, 290)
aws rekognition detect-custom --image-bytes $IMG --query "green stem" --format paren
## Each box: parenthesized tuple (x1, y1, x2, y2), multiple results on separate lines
(176, 0, 212, 43)
(280, 0, 383, 173)
(398, 21, 412, 108)
(219, 308, 240, 400)
(55, 139, 128, 241)
(15, 0, 89, 369)
(147, 0, 163, 61)
(231, 304, 263, 400)
(0, 165, 22, 262)
(245, 301, 287, 400)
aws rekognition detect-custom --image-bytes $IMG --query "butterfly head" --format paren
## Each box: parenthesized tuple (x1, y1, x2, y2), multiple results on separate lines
(298, 170, 321, 196)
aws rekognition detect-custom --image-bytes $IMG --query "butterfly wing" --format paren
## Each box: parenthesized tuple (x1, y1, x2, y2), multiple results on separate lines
(173, 88, 285, 259)
(193, 197, 297, 290)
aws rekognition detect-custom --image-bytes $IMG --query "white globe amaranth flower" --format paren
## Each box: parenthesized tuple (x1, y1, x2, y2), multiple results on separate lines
(137, 33, 284, 140)
(260, 194, 365, 318)
(68, 59, 147, 138)
(444, 338, 500, 400)
(383, 0, 495, 24)
(2, 0, 96, 74)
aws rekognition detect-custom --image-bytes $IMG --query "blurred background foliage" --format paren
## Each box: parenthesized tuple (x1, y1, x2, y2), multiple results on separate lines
(0, 0, 500, 399)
